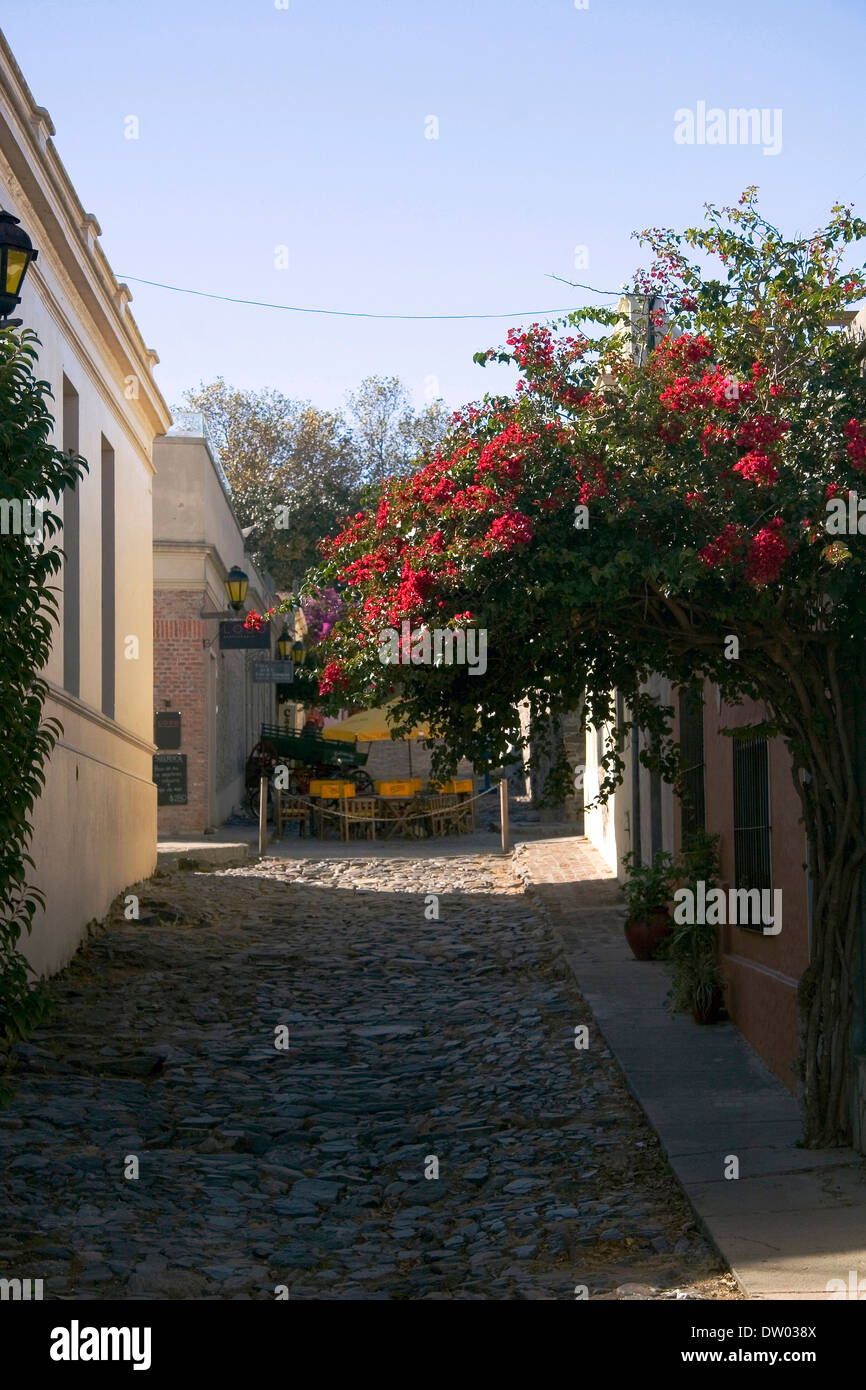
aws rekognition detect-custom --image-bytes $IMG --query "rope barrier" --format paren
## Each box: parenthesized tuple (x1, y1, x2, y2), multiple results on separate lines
(272, 782, 501, 825)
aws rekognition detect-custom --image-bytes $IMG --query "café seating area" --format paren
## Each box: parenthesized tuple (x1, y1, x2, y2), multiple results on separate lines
(274, 778, 476, 841)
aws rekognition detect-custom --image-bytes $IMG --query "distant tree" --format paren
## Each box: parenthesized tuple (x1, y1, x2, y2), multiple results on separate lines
(179, 379, 363, 587)
(346, 375, 450, 484)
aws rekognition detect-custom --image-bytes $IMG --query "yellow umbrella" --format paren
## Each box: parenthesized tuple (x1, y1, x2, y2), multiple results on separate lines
(322, 703, 431, 742)
(323, 702, 433, 778)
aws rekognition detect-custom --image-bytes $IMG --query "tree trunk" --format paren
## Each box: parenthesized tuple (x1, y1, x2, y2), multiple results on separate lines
(789, 658, 866, 1147)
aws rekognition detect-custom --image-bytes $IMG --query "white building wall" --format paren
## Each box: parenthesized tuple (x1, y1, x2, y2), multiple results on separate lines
(1, 33, 171, 975)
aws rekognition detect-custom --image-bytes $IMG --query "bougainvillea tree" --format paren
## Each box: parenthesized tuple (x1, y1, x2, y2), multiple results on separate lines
(286, 192, 866, 1146)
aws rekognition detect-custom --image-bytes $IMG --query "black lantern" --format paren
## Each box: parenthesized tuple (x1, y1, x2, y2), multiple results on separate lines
(224, 565, 248, 610)
(0, 211, 38, 324)
(291, 639, 305, 665)
(277, 627, 292, 661)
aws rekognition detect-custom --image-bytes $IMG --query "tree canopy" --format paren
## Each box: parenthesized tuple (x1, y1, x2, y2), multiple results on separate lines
(180, 376, 450, 589)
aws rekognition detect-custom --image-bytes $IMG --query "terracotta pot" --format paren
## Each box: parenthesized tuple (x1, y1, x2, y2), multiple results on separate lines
(692, 986, 725, 1025)
(624, 907, 671, 961)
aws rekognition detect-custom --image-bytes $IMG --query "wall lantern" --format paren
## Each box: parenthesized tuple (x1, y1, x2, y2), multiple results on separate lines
(291, 639, 305, 665)
(277, 627, 292, 661)
(0, 211, 38, 325)
(224, 566, 248, 611)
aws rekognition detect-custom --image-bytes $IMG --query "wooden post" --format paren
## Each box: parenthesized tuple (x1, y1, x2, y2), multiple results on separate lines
(499, 777, 509, 854)
(258, 775, 268, 856)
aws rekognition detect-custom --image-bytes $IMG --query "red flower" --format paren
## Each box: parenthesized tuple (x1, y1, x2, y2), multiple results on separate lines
(485, 512, 533, 550)
(319, 660, 349, 695)
(737, 414, 790, 450)
(698, 525, 744, 568)
(844, 419, 866, 469)
(744, 520, 789, 586)
(733, 450, 779, 486)
(243, 608, 275, 631)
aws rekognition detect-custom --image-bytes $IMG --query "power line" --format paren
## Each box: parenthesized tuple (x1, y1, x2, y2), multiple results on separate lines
(115, 273, 620, 321)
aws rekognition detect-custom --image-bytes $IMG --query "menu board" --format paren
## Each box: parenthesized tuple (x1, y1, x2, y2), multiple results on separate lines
(154, 710, 182, 749)
(153, 753, 188, 805)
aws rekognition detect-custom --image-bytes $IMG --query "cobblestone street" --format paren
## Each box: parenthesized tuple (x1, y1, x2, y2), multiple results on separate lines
(0, 845, 738, 1300)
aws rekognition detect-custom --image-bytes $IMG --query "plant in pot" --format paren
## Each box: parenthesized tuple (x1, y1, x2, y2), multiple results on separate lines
(621, 849, 676, 960)
(664, 831, 726, 1023)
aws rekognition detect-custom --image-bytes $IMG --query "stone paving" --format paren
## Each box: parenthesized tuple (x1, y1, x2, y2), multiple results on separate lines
(0, 846, 739, 1300)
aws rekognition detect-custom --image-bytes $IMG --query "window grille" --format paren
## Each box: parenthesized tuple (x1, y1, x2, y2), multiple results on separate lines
(733, 735, 772, 930)
(678, 688, 706, 847)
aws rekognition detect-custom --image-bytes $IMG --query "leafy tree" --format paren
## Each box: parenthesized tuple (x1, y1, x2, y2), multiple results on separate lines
(346, 375, 450, 484)
(179, 380, 363, 587)
(0, 329, 86, 1088)
(303, 192, 866, 1147)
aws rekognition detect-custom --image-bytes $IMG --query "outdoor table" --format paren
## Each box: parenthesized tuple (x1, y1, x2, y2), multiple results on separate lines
(379, 794, 430, 840)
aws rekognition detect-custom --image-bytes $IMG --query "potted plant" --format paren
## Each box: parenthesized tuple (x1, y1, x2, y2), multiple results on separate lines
(621, 849, 676, 960)
(664, 832, 726, 1023)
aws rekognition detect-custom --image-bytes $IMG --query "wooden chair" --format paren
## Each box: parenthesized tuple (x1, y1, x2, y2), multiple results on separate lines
(347, 796, 378, 841)
(441, 793, 462, 835)
(426, 793, 447, 837)
(454, 791, 473, 834)
(274, 789, 311, 838)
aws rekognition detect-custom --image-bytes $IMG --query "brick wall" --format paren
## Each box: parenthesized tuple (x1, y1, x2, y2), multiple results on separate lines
(360, 739, 475, 787)
(153, 590, 209, 834)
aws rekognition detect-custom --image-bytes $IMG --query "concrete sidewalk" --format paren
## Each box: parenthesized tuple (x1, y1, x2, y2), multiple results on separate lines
(516, 834, 866, 1300)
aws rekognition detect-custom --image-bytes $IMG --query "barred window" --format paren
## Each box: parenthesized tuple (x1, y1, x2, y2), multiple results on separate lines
(733, 735, 772, 929)
(678, 688, 706, 848)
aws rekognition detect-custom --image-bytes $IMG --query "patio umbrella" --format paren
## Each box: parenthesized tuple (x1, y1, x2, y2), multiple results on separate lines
(322, 703, 432, 777)
(322, 703, 432, 742)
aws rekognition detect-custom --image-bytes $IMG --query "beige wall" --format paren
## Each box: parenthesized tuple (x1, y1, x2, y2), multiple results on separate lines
(1, 31, 171, 975)
(583, 677, 676, 880)
(153, 432, 277, 832)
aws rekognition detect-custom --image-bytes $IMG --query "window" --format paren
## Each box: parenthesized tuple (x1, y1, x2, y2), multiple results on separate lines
(733, 735, 772, 928)
(631, 724, 642, 867)
(101, 436, 115, 719)
(62, 377, 80, 697)
(679, 687, 706, 848)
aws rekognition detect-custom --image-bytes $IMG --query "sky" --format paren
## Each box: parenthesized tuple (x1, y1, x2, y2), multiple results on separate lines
(3, 0, 866, 418)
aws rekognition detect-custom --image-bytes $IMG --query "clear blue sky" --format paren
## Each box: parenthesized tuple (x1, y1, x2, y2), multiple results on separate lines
(4, 0, 865, 416)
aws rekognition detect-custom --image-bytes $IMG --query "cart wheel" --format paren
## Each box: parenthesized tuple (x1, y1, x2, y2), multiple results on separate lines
(245, 780, 275, 821)
(354, 770, 374, 795)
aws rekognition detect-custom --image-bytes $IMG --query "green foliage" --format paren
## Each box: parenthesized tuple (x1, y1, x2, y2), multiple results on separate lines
(180, 379, 363, 588)
(0, 328, 87, 1086)
(621, 849, 676, 920)
(663, 833, 725, 1018)
(345, 375, 450, 485)
(181, 376, 451, 590)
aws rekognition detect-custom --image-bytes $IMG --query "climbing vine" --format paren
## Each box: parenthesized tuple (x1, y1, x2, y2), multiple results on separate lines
(0, 328, 86, 1089)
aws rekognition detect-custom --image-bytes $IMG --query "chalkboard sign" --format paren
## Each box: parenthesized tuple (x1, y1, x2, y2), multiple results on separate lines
(153, 753, 187, 805)
(252, 661, 294, 684)
(154, 710, 182, 749)
(219, 620, 271, 650)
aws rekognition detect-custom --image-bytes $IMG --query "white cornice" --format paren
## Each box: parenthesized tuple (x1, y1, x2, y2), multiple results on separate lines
(0, 28, 172, 439)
